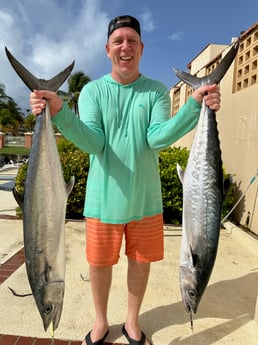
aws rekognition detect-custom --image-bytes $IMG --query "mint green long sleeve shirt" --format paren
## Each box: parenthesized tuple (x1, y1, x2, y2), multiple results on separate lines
(53, 74, 201, 223)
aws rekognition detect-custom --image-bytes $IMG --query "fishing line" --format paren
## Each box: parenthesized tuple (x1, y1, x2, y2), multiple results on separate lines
(221, 171, 258, 225)
(8, 286, 32, 297)
(190, 311, 194, 331)
(189, 311, 194, 345)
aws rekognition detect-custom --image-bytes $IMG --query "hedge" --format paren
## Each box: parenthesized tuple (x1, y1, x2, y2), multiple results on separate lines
(14, 140, 235, 223)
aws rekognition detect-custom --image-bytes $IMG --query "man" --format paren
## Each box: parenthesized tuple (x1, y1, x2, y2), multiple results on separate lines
(30, 15, 220, 345)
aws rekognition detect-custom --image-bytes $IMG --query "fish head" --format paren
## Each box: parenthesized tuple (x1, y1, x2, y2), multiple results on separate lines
(179, 266, 205, 314)
(37, 280, 65, 332)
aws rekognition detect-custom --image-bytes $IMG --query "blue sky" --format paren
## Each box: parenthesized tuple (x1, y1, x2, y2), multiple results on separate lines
(0, 0, 257, 112)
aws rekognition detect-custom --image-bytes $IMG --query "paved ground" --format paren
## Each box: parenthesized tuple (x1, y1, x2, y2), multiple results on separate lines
(0, 167, 258, 344)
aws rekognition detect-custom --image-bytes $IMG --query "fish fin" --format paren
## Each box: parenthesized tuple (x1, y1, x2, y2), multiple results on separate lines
(12, 187, 24, 209)
(66, 176, 75, 196)
(190, 245, 198, 268)
(5, 47, 74, 91)
(173, 39, 239, 89)
(177, 163, 185, 184)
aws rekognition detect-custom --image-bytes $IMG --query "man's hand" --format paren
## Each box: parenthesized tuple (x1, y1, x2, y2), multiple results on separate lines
(30, 90, 63, 116)
(192, 84, 221, 111)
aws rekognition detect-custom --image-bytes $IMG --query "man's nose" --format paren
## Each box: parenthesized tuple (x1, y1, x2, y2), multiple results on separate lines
(121, 40, 130, 49)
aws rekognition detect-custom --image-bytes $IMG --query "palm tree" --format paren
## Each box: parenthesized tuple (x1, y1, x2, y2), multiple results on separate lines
(0, 83, 12, 107)
(24, 114, 36, 132)
(57, 71, 91, 116)
(67, 71, 91, 116)
(0, 84, 24, 134)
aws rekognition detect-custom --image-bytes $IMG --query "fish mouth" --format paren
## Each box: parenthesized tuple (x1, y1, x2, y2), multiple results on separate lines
(183, 289, 198, 314)
(184, 300, 197, 314)
(183, 297, 192, 313)
(40, 281, 65, 333)
(42, 304, 63, 332)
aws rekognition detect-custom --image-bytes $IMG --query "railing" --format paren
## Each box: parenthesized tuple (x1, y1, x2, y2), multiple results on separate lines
(0, 132, 62, 150)
(4, 136, 25, 147)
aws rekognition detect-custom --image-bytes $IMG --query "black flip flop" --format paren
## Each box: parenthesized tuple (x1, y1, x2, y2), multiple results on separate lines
(85, 329, 109, 345)
(122, 324, 153, 345)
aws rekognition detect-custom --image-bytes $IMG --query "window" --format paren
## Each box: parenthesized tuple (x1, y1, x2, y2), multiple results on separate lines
(234, 24, 258, 92)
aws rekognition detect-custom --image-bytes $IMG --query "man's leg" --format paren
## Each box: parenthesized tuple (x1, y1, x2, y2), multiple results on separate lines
(124, 258, 151, 344)
(123, 214, 164, 345)
(83, 219, 123, 344)
(86, 265, 112, 343)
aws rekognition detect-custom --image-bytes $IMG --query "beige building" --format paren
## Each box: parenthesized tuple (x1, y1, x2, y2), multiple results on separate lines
(170, 22, 258, 236)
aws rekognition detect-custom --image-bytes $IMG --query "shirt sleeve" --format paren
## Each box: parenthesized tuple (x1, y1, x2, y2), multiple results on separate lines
(147, 96, 201, 150)
(52, 86, 105, 154)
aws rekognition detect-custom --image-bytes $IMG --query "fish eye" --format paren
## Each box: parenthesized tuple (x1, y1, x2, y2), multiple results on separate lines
(188, 289, 197, 299)
(44, 305, 53, 315)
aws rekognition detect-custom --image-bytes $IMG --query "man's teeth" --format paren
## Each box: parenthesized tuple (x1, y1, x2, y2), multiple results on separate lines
(120, 56, 132, 61)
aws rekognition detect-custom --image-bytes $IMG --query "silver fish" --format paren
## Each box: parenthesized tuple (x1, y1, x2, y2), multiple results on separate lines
(5, 48, 75, 333)
(174, 40, 239, 315)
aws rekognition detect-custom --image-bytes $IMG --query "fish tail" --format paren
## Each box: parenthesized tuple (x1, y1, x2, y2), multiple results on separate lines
(5, 47, 74, 91)
(173, 39, 239, 89)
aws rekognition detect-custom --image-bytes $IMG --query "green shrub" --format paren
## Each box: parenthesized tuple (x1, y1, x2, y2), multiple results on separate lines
(15, 141, 235, 223)
(221, 171, 235, 219)
(159, 146, 236, 224)
(14, 138, 89, 219)
(159, 146, 189, 224)
(58, 141, 89, 219)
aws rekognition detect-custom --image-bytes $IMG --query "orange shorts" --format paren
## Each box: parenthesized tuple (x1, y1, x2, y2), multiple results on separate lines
(86, 214, 164, 266)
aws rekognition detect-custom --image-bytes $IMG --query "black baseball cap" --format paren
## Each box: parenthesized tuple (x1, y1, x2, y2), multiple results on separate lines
(107, 15, 141, 40)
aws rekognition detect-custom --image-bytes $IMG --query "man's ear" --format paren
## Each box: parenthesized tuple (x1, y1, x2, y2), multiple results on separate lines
(106, 43, 110, 58)
(140, 42, 144, 56)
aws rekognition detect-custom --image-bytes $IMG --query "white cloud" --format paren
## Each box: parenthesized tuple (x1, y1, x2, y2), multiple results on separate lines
(168, 30, 184, 42)
(0, 0, 110, 111)
(0, 11, 14, 35)
(140, 8, 156, 33)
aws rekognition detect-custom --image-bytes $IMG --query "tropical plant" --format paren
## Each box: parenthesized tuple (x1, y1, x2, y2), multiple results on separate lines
(0, 84, 12, 105)
(0, 83, 24, 134)
(24, 114, 36, 132)
(159, 146, 236, 224)
(67, 71, 91, 115)
(15, 139, 89, 219)
(159, 146, 189, 223)
(15, 144, 236, 222)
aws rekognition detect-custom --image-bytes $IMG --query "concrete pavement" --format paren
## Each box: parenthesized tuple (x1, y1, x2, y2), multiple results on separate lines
(0, 168, 257, 344)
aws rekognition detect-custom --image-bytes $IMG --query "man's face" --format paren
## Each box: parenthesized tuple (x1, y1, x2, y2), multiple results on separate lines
(106, 27, 144, 84)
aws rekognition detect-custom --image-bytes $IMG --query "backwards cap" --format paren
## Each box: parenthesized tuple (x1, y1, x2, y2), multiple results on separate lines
(107, 15, 141, 39)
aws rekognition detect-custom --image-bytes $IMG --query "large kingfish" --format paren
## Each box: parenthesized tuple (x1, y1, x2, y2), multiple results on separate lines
(5, 48, 75, 332)
(174, 40, 239, 315)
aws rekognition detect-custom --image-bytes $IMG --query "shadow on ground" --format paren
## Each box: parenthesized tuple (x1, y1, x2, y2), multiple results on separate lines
(109, 272, 258, 344)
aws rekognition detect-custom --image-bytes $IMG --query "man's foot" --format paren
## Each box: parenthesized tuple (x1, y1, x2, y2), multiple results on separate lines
(122, 324, 153, 345)
(82, 328, 109, 345)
